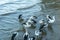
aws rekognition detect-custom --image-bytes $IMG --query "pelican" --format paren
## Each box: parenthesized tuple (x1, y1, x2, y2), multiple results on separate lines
(46, 15, 55, 23)
(23, 30, 29, 40)
(11, 32, 18, 40)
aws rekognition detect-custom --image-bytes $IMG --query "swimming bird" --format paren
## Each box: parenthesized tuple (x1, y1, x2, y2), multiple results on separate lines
(27, 16, 37, 25)
(39, 19, 44, 24)
(28, 37, 35, 40)
(27, 19, 33, 25)
(11, 32, 18, 40)
(29, 16, 37, 20)
(22, 16, 37, 28)
(31, 19, 37, 24)
(46, 15, 55, 23)
(23, 22, 31, 28)
(23, 30, 29, 40)
(39, 19, 48, 35)
(35, 30, 41, 36)
(18, 14, 22, 19)
(18, 14, 24, 23)
(46, 15, 55, 32)
(31, 37, 35, 40)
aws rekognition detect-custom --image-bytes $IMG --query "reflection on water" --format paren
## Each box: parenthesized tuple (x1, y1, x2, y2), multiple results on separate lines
(47, 23, 54, 33)
(0, 0, 60, 40)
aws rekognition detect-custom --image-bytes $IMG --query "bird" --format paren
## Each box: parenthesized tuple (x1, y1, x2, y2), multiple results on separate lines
(27, 16, 37, 25)
(35, 30, 41, 36)
(11, 32, 18, 40)
(39, 19, 45, 32)
(18, 14, 22, 19)
(28, 37, 35, 40)
(18, 14, 24, 23)
(27, 19, 33, 25)
(46, 15, 55, 32)
(29, 16, 37, 20)
(46, 15, 55, 23)
(31, 19, 37, 24)
(23, 30, 29, 40)
(39, 19, 48, 35)
(23, 16, 37, 28)
(23, 22, 31, 28)
(32, 37, 35, 40)
(22, 15, 37, 29)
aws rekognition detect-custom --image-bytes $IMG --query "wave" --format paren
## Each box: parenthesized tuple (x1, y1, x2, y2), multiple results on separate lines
(0, 0, 40, 15)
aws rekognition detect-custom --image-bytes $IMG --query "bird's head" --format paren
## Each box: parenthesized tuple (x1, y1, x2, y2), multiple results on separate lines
(18, 14, 22, 19)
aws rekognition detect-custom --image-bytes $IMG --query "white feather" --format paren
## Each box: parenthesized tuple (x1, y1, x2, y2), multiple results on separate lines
(47, 15, 55, 23)
(35, 30, 41, 36)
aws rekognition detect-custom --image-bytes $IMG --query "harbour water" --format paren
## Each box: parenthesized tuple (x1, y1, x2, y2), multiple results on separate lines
(0, 0, 60, 40)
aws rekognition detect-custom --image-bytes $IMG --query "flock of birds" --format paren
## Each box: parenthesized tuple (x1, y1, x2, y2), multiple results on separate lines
(11, 14, 55, 40)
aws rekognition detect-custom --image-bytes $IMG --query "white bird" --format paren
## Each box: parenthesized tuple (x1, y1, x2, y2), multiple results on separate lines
(28, 37, 35, 40)
(29, 16, 34, 20)
(35, 30, 41, 36)
(39, 19, 44, 24)
(46, 15, 55, 23)
(28, 16, 37, 24)
(39, 19, 48, 32)
(29, 16, 37, 20)
(27, 19, 33, 24)
(11, 32, 18, 40)
(23, 30, 29, 40)
(23, 16, 37, 28)
(23, 22, 31, 28)
(18, 14, 24, 23)
(44, 23, 48, 28)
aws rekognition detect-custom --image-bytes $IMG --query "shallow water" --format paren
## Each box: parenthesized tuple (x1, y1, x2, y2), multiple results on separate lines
(0, 0, 60, 40)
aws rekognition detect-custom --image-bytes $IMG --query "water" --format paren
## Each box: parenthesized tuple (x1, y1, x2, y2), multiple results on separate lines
(0, 0, 60, 40)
